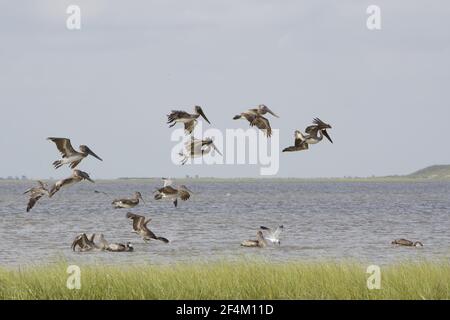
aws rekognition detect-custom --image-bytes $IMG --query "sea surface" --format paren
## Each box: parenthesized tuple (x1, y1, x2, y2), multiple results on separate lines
(0, 179, 449, 267)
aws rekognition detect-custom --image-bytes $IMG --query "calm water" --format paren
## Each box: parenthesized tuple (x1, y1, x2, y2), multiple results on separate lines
(0, 179, 449, 267)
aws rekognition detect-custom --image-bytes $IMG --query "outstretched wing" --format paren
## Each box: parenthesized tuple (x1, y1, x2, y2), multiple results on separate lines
(179, 190, 191, 201)
(167, 110, 191, 123)
(47, 138, 78, 158)
(250, 115, 272, 137)
(184, 120, 197, 134)
(126, 212, 146, 231)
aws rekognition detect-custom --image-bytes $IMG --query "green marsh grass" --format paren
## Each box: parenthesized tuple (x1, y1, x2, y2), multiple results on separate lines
(0, 261, 449, 299)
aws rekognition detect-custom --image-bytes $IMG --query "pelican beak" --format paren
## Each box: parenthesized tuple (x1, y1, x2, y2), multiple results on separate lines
(212, 143, 223, 156)
(322, 129, 333, 143)
(86, 147, 103, 161)
(139, 194, 145, 204)
(198, 108, 211, 124)
(267, 108, 279, 118)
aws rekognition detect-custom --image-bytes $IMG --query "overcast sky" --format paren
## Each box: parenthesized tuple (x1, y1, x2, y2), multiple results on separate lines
(0, 0, 449, 179)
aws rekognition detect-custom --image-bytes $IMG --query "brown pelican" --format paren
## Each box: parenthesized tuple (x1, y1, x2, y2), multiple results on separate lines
(283, 118, 333, 152)
(233, 105, 279, 137)
(167, 106, 211, 135)
(260, 225, 284, 245)
(154, 178, 192, 207)
(23, 180, 50, 212)
(126, 213, 169, 243)
(47, 137, 103, 169)
(282, 131, 310, 152)
(71, 233, 98, 252)
(97, 234, 134, 252)
(179, 137, 223, 165)
(240, 231, 267, 248)
(49, 170, 94, 197)
(112, 192, 144, 209)
(391, 239, 423, 247)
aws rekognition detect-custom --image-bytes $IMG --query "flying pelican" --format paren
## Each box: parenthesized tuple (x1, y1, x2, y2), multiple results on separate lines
(240, 231, 267, 248)
(49, 170, 94, 197)
(167, 106, 211, 135)
(112, 192, 145, 209)
(260, 225, 284, 245)
(391, 239, 423, 247)
(154, 178, 192, 207)
(97, 234, 134, 252)
(23, 181, 50, 212)
(126, 213, 169, 243)
(47, 137, 103, 169)
(233, 105, 279, 137)
(71, 233, 98, 252)
(179, 137, 223, 165)
(283, 118, 333, 152)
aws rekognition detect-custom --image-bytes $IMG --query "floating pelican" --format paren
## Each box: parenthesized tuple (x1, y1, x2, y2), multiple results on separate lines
(71, 233, 98, 252)
(47, 137, 103, 169)
(179, 137, 222, 165)
(391, 239, 423, 247)
(167, 106, 211, 135)
(49, 170, 94, 197)
(112, 192, 144, 209)
(240, 231, 267, 248)
(260, 225, 284, 245)
(126, 213, 169, 243)
(23, 181, 50, 212)
(233, 105, 279, 137)
(283, 118, 333, 152)
(98, 234, 134, 252)
(154, 178, 192, 207)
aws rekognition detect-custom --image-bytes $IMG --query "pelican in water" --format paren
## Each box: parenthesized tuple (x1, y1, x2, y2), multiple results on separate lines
(167, 105, 211, 135)
(154, 178, 192, 207)
(260, 225, 284, 245)
(126, 213, 169, 243)
(112, 192, 144, 209)
(179, 137, 222, 165)
(391, 239, 423, 247)
(283, 118, 333, 152)
(47, 137, 103, 169)
(240, 231, 267, 248)
(71, 233, 98, 252)
(97, 234, 134, 252)
(49, 170, 94, 197)
(233, 104, 279, 137)
(23, 181, 50, 212)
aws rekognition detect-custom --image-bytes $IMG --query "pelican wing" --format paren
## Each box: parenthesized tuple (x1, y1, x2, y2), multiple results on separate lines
(126, 212, 146, 231)
(184, 120, 197, 134)
(47, 138, 78, 158)
(305, 124, 319, 135)
(184, 138, 203, 155)
(159, 186, 178, 195)
(26, 195, 43, 212)
(167, 110, 191, 123)
(179, 190, 191, 201)
(250, 115, 272, 137)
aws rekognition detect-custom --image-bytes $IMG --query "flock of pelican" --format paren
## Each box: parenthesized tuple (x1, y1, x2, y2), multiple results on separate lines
(23, 105, 422, 251)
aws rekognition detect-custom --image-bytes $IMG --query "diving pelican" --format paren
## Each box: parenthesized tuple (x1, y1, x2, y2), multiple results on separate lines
(240, 231, 267, 248)
(126, 213, 169, 243)
(154, 178, 192, 207)
(112, 192, 145, 209)
(260, 225, 284, 245)
(97, 234, 134, 252)
(233, 105, 279, 137)
(167, 105, 211, 135)
(71, 233, 98, 252)
(179, 137, 222, 165)
(391, 239, 423, 247)
(47, 137, 103, 169)
(283, 118, 333, 152)
(49, 170, 94, 197)
(23, 180, 50, 212)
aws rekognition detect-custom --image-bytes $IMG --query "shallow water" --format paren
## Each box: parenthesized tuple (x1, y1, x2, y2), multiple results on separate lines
(0, 179, 449, 267)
